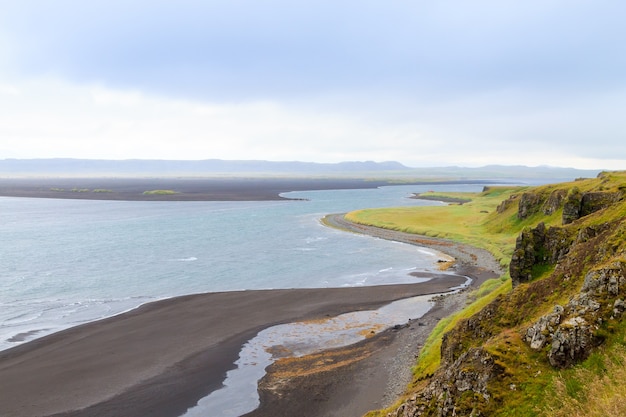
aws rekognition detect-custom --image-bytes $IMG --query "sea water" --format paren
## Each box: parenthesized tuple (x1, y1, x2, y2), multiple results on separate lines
(2, 183, 494, 351)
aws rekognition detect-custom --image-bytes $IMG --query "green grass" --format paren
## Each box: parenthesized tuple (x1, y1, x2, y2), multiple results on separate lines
(412, 279, 511, 379)
(542, 323, 626, 417)
(345, 186, 524, 266)
(142, 189, 179, 195)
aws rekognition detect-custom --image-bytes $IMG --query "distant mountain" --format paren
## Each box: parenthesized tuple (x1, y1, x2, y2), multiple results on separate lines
(0, 158, 409, 176)
(0, 158, 603, 180)
(400, 164, 603, 181)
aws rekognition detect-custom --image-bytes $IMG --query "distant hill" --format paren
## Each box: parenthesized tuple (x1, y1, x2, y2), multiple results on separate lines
(0, 158, 408, 176)
(0, 158, 602, 180)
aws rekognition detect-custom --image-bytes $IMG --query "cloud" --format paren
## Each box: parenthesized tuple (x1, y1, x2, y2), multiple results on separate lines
(0, 77, 422, 162)
(4, 1, 625, 99)
(0, 1, 624, 169)
(0, 76, 622, 170)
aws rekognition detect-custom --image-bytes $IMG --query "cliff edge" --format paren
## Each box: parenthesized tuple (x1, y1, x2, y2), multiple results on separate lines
(367, 171, 626, 417)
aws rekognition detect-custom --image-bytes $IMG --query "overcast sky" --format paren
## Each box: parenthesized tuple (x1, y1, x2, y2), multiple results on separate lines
(0, 1, 624, 169)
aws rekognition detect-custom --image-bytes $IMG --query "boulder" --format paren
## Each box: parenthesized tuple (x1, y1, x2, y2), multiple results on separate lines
(548, 317, 594, 368)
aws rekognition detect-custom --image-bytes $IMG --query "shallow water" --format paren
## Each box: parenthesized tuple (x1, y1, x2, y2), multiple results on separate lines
(183, 293, 438, 417)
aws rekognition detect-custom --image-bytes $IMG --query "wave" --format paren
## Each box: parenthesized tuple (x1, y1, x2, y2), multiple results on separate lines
(305, 236, 328, 244)
(172, 257, 198, 262)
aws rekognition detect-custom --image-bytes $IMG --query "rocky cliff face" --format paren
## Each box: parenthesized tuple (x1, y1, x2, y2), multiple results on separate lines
(509, 222, 573, 287)
(525, 256, 625, 368)
(384, 173, 626, 417)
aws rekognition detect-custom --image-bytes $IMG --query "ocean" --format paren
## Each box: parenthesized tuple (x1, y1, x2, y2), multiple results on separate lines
(0, 183, 494, 352)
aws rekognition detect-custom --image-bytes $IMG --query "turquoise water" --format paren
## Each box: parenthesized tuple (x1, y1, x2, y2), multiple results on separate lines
(0, 184, 486, 350)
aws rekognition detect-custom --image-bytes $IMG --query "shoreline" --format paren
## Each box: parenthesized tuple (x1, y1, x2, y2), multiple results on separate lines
(0, 213, 504, 417)
(0, 280, 467, 417)
(246, 214, 504, 417)
(0, 177, 501, 202)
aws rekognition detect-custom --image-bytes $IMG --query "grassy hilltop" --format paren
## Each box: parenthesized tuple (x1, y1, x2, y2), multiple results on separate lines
(346, 171, 626, 417)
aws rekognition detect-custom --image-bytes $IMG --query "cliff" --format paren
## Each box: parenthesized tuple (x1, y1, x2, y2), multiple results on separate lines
(368, 171, 626, 417)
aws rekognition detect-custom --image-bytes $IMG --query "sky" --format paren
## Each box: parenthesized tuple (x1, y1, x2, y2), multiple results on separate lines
(0, 0, 625, 169)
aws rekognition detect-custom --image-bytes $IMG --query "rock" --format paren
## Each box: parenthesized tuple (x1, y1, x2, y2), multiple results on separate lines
(393, 347, 500, 417)
(525, 261, 625, 368)
(496, 195, 516, 214)
(580, 192, 621, 217)
(548, 317, 594, 368)
(563, 189, 622, 225)
(582, 261, 626, 296)
(525, 305, 563, 350)
(517, 192, 542, 219)
(542, 189, 566, 215)
(562, 187, 582, 224)
(575, 223, 611, 244)
(509, 223, 572, 287)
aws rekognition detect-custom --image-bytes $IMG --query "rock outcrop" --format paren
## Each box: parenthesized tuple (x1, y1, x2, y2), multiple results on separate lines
(525, 261, 626, 367)
(509, 222, 572, 287)
(562, 187, 583, 224)
(517, 192, 542, 219)
(542, 189, 566, 215)
(563, 189, 622, 225)
(391, 348, 502, 417)
(512, 179, 623, 226)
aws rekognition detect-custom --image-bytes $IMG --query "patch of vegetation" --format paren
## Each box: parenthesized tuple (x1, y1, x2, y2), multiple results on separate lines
(411, 280, 511, 380)
(543, 328, 626, 417)
(71, 188, 90, 192)
(142, 189, 179, 195)
(93, 189, 113, 193)
(414, 191, 473, 204)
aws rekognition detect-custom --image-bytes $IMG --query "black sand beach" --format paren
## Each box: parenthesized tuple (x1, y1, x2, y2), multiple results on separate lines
(0, 279, 467, 417)
(0, 210, 504, 417)
(0, 177, 500, 202)
(0, 177, 412, 201)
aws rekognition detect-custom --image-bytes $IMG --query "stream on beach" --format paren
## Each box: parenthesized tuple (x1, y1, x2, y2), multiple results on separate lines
(184, 293, 441, 417)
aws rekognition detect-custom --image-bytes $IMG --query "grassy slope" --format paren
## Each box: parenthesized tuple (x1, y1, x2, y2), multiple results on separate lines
(349, 172, 626, 417)
(346, 186, 553, 270)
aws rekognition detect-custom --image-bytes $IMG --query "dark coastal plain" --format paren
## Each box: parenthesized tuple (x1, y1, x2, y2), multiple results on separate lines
(0, 177, 496, 201)
(0, 178, 504, 417)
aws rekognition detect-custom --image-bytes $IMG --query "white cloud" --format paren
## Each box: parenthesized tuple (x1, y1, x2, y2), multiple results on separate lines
(0, 77, 412, 162)
(0, 84, 20, 96)
(0, 75, 624, 170)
